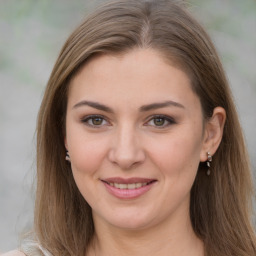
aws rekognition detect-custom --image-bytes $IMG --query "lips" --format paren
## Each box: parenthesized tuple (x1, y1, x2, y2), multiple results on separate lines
(107, 182, 149, 189)
(101, 177, 157, 199)
(102, 177, 155, 184)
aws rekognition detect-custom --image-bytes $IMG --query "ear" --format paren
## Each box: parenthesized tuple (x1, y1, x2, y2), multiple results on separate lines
(200, 107, 226, 162)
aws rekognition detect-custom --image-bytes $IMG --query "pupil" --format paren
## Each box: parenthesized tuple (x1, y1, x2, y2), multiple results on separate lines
(154, 118, 164, 126)
(92, 117, 103, 125)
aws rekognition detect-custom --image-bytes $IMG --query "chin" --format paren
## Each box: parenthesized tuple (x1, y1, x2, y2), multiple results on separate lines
(111, 220, 152, 231)
(97, 209, 158, 231)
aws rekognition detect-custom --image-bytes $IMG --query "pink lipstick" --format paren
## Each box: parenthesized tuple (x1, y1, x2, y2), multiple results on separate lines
(101, 177, 157, 199)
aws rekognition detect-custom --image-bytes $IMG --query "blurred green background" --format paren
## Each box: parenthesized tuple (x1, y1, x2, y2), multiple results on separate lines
(0, 0, 255, 252)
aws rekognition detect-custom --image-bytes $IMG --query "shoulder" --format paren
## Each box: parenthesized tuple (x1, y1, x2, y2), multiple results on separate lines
(1, 250, 25, 256)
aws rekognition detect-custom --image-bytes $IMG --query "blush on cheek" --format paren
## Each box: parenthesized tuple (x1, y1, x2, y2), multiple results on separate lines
(151, 140, 200, 176)
(72, 156, 99, 175)
(70, 144, 105, 175)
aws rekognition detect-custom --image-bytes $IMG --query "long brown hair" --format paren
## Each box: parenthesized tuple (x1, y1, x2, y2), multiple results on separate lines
(31, 0, 256, 255)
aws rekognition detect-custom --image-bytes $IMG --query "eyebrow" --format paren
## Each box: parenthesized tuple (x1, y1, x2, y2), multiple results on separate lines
(73, 100, 114, 113)
(72, 100, 185, 112)
(140, 100, 185, 112)
(139, 100, 185, 112)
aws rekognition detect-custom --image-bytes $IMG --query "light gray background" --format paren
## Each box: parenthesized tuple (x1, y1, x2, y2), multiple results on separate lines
(1, 0, 255, 252)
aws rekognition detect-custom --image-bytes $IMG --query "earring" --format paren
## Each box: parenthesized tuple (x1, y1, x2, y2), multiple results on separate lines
(66, 151, 71, 162)
(206, 152, 212, 176)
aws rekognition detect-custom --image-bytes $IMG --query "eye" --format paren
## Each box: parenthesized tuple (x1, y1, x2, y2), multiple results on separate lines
(81, 115, 109, 127)
(145, 115, 175, 128)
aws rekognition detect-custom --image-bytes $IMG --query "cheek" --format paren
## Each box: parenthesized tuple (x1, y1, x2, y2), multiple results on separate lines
(67, 128, 109, 176)
(72, 143, 106, 175)
(68, 137, 109, 203)
(147, 131, 203, 176)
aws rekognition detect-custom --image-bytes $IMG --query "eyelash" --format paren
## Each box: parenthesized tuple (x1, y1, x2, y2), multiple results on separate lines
(145, 115, 176, 128)
(81, 114, 176, 128)
(81, 115, 109, 128)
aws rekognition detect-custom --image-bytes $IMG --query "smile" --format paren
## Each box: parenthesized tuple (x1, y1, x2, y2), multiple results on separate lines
(106, 181, 153, 190)
(101, 178, 157, 199)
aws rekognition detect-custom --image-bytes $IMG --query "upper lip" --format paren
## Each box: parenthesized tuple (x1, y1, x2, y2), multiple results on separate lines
(101, 177, 157, 184)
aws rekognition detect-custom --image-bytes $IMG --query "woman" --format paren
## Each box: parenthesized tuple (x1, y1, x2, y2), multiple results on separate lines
(4, 0, 256, 255)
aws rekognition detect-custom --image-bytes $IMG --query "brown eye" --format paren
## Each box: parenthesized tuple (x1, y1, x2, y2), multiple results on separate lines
(91, 117, 104, 125)
(145, 115, 176, 128)
(82, 115, 109, 127)
(153, 117, 165, 126)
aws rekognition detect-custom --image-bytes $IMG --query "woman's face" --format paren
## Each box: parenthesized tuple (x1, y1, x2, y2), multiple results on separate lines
(65, 48, 208, 230)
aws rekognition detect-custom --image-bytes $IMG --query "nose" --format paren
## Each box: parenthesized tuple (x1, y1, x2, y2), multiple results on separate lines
(108, 124, 146, 170)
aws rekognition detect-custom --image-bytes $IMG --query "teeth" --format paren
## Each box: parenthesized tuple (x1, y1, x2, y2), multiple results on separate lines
(128, 183, 136, 189)
(110, 182, 148, 189)
(136, 182, 147, 188)
(119, 184, 128, 189)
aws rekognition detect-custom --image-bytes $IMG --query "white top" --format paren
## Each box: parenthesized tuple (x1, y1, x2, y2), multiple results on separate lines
(1, 251, 25, 256)
(1, 239, 52, 256)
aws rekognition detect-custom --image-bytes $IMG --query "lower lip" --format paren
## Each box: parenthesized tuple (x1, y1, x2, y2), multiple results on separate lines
(103, 182, 156, 199)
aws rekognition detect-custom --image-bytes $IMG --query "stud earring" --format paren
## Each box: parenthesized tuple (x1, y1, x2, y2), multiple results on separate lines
(206, 152, 212, 176)
(66, 151, 71, 162)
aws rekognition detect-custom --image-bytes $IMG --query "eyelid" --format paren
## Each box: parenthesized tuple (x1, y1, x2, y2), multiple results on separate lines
(81, 114, 111, 127)
(144, 114, 176, 128)
(80, 114, 176, 129)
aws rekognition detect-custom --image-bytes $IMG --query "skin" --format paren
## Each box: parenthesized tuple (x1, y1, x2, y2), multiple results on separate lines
(65, 48, 226, 256)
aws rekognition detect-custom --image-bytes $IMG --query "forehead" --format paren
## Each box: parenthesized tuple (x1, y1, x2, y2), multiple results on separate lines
(68, 48, 200, 112)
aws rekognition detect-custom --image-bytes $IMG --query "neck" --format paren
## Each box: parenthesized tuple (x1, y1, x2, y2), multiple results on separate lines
(87, 207, 204, 256)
